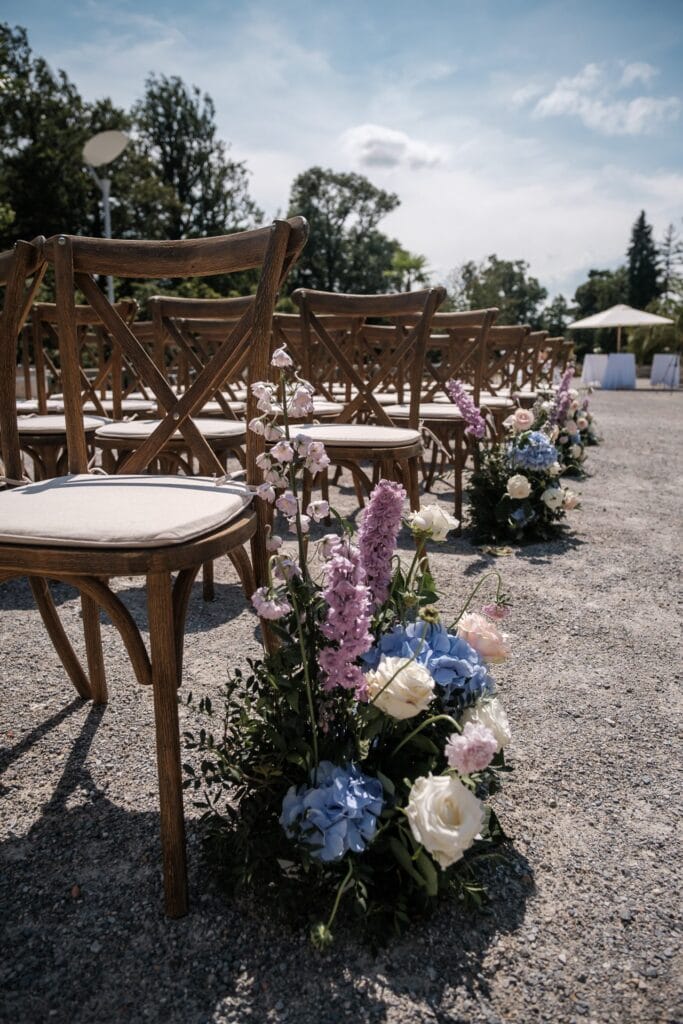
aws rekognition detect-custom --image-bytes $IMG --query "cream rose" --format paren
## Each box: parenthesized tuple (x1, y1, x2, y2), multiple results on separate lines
(576, 416, 588, 431)
(460, 697, 511, 752)
(563, 488, 580, 510)
(366, 656, 435, 720)
(506, 474, 531, 499)
(406, 504, 459, 542)
(512, 408, 534, 432)
(405, 774, 485, 869)
(570, 444, 583, 460)
(541, 486, 564, 511)
(457, 612, 510, 663)
(548, 461, 562, 477)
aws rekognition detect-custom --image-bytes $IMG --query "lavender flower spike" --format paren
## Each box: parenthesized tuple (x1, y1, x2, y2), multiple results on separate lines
(547, 366, 575, 426)
(445, 379, 486, 439)
(358, 479, 406, 607)
(318, 538, 373, 700)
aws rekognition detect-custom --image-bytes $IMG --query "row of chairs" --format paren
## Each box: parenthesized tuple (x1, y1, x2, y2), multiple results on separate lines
(0, 222, 573, 918)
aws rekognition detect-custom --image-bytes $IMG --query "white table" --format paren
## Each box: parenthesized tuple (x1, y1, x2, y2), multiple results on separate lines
(650, 353, 680, 388)
(601, 353, 636, 390)
(581, 354, 608, 385)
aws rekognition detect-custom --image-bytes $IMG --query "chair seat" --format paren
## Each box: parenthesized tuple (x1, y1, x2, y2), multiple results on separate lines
(0, 474, 252, 548)
(95, 418, 247, 442)
(17, 415, 111, 434)
(83, 398, 159, 415)
(384, 403, 465, 421)
(479, 394, 515, 409)
(291, 423, 421, 448)
(198, 400, 247, 416)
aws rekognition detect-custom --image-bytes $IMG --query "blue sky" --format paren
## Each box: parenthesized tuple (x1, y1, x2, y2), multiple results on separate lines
(5, 0, 683, 298)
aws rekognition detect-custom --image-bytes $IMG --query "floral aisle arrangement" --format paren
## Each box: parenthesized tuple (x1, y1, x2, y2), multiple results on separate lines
(531, 368, 589, 476)
(184, 349, 514, 947)
(447, 377, 580, 543)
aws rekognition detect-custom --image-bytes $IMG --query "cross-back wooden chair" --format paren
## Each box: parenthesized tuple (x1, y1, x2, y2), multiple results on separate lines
(558, 338, 574, 375)
(377, 309, 498, 519)
(477, 325, 530, 432)
(512, 329, 549, 407)
(0, 218, 308, 917)
(291, 287, 445, 511)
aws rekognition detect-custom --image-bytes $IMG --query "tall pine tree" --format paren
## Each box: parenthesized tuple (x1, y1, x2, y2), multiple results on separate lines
(626, 210, 660, 309)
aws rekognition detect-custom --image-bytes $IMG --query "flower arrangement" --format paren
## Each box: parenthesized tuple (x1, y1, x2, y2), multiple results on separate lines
(183, 350, 515, 946)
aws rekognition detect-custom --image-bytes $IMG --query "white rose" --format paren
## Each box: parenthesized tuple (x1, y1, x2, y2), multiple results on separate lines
(548, 461, 562, 477)
(405, 774, 485, 870)
(548, 425, 560, 443)
(541, 487, 564, 510)
(406, 504, 458, 542)
(506, 474, 531, 499)
(568, 389, 579, 401)
(563, 489, 580, 510)
(366, 656, 435, 720)
(570, 444, 582, 459)
(460, 697, 511, 752)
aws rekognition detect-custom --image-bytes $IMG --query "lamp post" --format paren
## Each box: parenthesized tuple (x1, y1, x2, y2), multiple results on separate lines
(83, 130, 129, 303)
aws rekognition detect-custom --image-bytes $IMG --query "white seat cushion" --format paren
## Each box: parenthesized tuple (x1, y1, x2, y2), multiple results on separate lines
(384, 403, 465, 421)
(199, 400, 246, 416)
(18, 415, 111, 434)
(0, 474, 252, 548)
(16, 399, 66, 413)
(479, 394, 515, 409)
(95, 418, 246, 442)
(83, 398, 158, 415)
(291, 424, 420, 448)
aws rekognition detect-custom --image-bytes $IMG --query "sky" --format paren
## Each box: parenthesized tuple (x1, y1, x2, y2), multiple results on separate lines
(4, 0, 683, 299)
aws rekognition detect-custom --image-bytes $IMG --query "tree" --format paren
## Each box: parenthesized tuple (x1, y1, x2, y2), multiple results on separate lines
(384, 247, 430, 292)
(541, 294, 572, 335)
(447, 255, 547, 327)
(0, 23, 91, 246)
(626, 210, 660, 309)
(658, 222, 683, 298)
(286, 167, 400, 293)
(132, 74, 262, 239)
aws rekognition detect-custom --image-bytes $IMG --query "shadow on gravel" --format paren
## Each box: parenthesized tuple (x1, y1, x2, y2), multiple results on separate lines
(111, 580, 248, 635)
(1, 705, 534, 1024)
(0, 575, 79, 610)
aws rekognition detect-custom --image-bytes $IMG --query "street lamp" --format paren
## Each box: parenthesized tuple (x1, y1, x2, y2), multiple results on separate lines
(83, 130, 129, 302)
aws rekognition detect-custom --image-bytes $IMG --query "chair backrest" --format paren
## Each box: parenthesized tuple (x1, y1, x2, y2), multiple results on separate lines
(559, 338, 575, 374)
(0, 240, 48, 483)
(418, 309, 499, 404)
(482, 325, 531, 395)
(521, 330, 549, 390)
(291, 288, 446, 429)
(30, 300, 138, 416)
(40, 219, 307, 482)
(537, 336, 563, 385)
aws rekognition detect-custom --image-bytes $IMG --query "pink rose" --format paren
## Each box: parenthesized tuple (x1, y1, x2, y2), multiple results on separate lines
(445, 722, 498, 774)
(457, 612, 510, 663)
(512, 408, 534, 432)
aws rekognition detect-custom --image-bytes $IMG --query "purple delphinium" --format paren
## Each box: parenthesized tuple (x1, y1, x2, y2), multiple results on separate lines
(318, 538, 373, 700)
(357, 479, 406, 607)
(547, 367, 575, 426)
(445, 379, 486, 439)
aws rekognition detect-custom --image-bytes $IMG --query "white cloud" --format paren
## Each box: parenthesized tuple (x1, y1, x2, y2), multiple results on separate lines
(530, 61, 680, 136)
(341, 124, 446, 170)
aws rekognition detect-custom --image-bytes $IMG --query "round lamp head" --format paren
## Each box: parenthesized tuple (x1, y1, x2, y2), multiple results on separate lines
(83, 130, 129, 167)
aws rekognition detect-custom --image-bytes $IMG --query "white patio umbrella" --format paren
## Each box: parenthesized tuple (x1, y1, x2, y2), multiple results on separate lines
(567, 304, 673, 352)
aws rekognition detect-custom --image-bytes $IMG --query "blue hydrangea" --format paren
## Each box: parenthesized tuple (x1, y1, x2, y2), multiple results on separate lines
(362, 621, 495, 710)
(508, 431, 557, 472)
(280, 762, 383, 862)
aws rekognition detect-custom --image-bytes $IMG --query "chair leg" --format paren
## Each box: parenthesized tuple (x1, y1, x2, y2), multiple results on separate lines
(406, 457, 421, 512)
(81, 593, 108, 704)
(201, 560, 215, 602)
(147, 570, 188, 919)
(29, 577, 92, 700)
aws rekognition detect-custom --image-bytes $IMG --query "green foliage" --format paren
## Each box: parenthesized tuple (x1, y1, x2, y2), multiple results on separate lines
(286, 166, 400, 293)
(384, 247, 430, 292)
(627, 210, 660, 310)
(446, 255, 548, 327)
(541, 294, 572, 335)
(468, 444, 564, 544)
(659, 222, 683, 298)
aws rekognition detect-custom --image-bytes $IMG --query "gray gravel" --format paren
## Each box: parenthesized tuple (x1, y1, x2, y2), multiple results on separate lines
(1, 388, 682, 1024)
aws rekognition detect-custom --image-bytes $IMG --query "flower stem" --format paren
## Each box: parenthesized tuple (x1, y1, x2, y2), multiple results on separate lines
(285, 579, 319, 770)
(390, 714, 459, 758)
(324, 861, 354, 934)
(448, 571, 504, 630)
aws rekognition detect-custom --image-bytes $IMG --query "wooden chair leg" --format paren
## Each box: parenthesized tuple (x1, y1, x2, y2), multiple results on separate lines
(29, 577, 92, 700)
(201, 560, 215, 601)
(147, 570, 188, 919)
(407, 457, 421, 512)
(81, 593, 108, 704)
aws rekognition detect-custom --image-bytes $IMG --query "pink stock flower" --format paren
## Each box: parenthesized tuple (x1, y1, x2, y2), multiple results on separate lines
(275, 491, 298, 518)
(457, 612, 510, 663)
(481, 602, 511, 621)
(319, 538, 373, 700)
(357, 479, 406, 607)
(445, 379, 486, 439)
(271, 346, 293, 368)
(445, 722, 498, 774)
(251, 586, 291, 621)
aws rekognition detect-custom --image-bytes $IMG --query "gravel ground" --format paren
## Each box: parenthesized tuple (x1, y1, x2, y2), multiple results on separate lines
(1, 388, 682, 1024)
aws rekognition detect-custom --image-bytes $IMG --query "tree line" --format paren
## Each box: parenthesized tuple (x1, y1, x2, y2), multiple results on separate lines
(1, 23, 681, 358)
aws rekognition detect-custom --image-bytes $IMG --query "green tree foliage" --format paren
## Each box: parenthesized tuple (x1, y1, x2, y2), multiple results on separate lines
(541, 294, 572, 335)
(286, 167, 400, 293)
(132, 74, 262, 239)
(626, 210, 660, 309)
(0, 23, 90, 245)
(384, 247, 430, 291)
(447, 255, 547, 327)
(658, 222, 683, 298)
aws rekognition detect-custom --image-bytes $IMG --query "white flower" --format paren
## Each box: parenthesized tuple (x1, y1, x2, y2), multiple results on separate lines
(570, 444, 582, 459)
(568, 388, 579, 401)
(265, 469, 288, 488)
(548, 425, 560, 443)
(563, 488, 580, 510)
(406, 504, 458, 542)
(271, 346, 293, 368)
(290, 514, 309, 534)
(509, 408, 534, 433)
(255, 482, 276, 503)
(270, 440, 295, 463)
(548, 461, 562, 477)
(506, 474, 531, 499)
(275, 490, 298, 518)
(264, 423, 284, 442)
(307, 499, 329, 522)
(266, 533, 283, 552)
(405, 774, 485, 870)
(541, 486, 564, 511)
(460, 697, 511, 752)
(255, 452, 272, 470)
(366, 656, 435, 720)
(248, 417, 265, 436)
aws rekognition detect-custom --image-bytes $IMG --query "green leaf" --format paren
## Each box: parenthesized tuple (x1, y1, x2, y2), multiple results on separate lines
(375, 770, 395, 797)
(388, 837, 426, 887)
(415, 849, 439, 896)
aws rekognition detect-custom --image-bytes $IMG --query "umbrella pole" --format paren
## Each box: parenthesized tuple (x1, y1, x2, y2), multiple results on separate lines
(617, 325, 622, 353)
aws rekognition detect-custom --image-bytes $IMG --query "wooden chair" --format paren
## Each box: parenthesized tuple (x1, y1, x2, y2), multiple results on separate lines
(512, 329, 549, 407)
(0, 218, 308, 917)
(291, 287, 446, 511)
